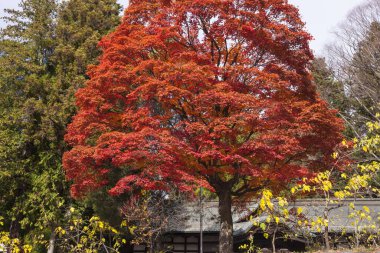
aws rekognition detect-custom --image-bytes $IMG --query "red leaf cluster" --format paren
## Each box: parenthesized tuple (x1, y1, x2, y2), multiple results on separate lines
(63, 0, 344, 198)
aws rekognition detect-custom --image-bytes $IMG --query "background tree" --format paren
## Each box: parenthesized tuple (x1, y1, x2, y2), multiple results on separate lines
(311, 58, 355, 138)
(64, 0, 344, 252)
(311, 58, 348, 114)
(326, 0, 380, 187)
(0, 1, 61, 249)
(54, 0, 121, 105)
(0, 0, 121, 251)
(327, 0, 380, 131)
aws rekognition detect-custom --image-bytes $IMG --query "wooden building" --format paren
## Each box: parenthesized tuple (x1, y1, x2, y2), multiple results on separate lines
(130, 199, 380, 253)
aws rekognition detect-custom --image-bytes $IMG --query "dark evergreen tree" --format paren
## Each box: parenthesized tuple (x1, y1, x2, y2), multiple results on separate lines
(0, 0, 121, 251)
(311, 58, 349, 114)
(0, 1, 62, 248)
(55, 0, 121, 84)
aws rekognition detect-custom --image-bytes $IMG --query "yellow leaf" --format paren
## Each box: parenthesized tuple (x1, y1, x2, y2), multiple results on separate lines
(283, 209, 289, 218)
(129, 226, 137, 235)
(334, 191, 345, 199)
(277, 197, 288, 208)
(302, 184, 311, 192)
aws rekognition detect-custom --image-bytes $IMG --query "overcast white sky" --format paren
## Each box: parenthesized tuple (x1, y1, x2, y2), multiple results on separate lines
(0, 0, 367, 55)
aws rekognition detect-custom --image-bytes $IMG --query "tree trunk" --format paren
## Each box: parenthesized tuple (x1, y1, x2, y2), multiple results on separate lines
(47, 228, 56, 253)
(149, 236, 154, 253)
(323, 210, 330, 251)
(324, 226, 330, 251)
(218, 189, 233, 253)
(272, 226, 277, 253)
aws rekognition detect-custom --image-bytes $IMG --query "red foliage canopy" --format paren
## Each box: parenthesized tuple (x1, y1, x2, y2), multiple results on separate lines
(63, 0, 344, 199)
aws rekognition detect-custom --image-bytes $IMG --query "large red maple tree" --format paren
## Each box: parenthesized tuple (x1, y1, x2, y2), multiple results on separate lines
(63, 0, 344, 252)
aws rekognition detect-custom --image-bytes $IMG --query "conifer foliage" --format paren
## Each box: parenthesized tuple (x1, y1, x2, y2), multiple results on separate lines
(0, 0, 120, 250)
(0, 0, 61, 243)
(55, 0, 121, 91)
(64, 0, 344, 252)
